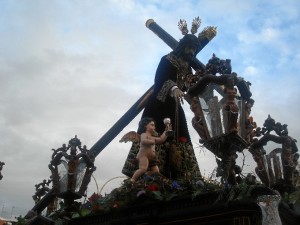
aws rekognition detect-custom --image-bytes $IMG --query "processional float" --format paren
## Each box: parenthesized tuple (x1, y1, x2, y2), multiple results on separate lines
(24, 19, 219, 219)
(24, 19, 299, 225)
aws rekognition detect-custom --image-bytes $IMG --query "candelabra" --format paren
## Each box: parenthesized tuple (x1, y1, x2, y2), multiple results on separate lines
(48, 136, 96, 208)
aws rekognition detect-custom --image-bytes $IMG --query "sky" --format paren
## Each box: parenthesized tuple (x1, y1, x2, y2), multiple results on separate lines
(0, 0, 299, 218)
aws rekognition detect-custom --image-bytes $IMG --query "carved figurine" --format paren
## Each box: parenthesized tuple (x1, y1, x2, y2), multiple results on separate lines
(222, 87, 239, 133)
(185, 95, 209, 141)
(248, 144, 270, 187)
(120, 117, 171, 183)
(244, 98, 256, 143)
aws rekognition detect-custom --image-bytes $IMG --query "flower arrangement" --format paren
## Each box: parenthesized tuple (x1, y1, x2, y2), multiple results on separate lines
(84, 173, 221, 215)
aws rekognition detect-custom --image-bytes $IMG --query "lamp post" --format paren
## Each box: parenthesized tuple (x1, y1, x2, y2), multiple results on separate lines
(187, 54, 250, 185)
(48, 136, 96, 210)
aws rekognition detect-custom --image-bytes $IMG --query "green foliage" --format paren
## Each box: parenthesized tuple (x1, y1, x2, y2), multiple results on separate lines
(47, 174, 300, 224)
(85, 174, 222, 214)
(15, 215, 26, 225)
(285, 189, 300, 204)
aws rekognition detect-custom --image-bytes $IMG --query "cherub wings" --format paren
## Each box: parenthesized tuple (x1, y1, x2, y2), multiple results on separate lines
(119, 131, 140, 143)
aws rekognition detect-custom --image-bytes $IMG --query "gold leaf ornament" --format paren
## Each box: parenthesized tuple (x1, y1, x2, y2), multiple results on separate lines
(178, 19, 189, 35)
(191, 16, 201, 34)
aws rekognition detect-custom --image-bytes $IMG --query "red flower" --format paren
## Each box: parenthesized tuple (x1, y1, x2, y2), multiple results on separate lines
(88, 192, 100, 203)
(178, 136, 187, 142)
(147, 184, 159, 191)
(112, 202, 120, 208)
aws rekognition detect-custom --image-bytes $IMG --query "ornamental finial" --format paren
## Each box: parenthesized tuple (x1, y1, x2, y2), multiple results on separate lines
(178, 19, 188, 35)
(178, 17, 202, 35)
(198, 26, 217, 41)
(191, 17, 201, 34)
(178, 17, 217, 38)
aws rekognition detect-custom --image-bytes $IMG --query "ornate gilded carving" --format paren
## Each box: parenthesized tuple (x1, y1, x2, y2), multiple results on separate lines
(249, 116, 298, 192)
(198, 26, 217, 41)
(177, 17, 217, 45)
(48, 136, 96, 200)
(32, 179, 52, 204)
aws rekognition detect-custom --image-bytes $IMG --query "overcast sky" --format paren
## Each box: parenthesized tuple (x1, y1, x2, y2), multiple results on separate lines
(0, 0, 299, 218)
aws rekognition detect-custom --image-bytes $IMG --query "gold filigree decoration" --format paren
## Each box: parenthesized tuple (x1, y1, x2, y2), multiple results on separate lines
(198, 26, 217, 41)
(178, 19, 188, 35)
(191, 16, 201, 34)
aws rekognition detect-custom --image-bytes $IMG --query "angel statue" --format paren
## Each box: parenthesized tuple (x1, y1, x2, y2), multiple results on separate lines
(120, 117, 172, 182)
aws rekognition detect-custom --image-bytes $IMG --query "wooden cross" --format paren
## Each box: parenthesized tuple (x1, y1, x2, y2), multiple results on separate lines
(89, 19, 216, 156)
